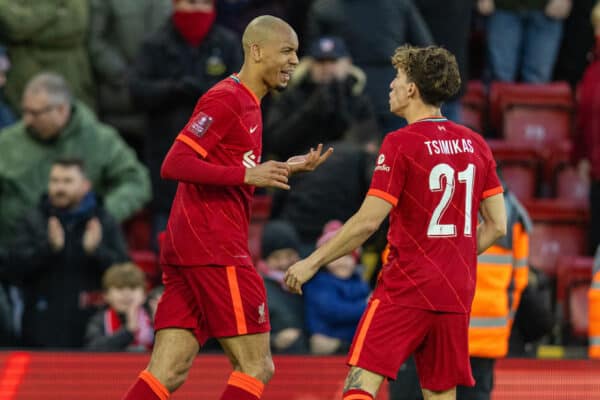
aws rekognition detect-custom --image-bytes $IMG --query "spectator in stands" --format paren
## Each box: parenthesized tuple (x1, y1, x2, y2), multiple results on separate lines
(271, 139, 378, 256)
(0, 0, 96, 111)
(306, 0, 433, 134)
(414, 0, 473, 123)
(589, 245, 600, 359)
(0, 72, 151, 250)
(129, 0, 242, 245)
(575, 1, 600, 254)
(6, 158, 129, 348)
(85, 263, 154, 352)
(264, 36, 378, 161)
(303, 221, 370, 355)
(391, 188, 533, 400)
(258, 220, 308, 354)
(88, 0, 172, 152)
(0, 46, 15, 130)
(478, 0, 572, 83)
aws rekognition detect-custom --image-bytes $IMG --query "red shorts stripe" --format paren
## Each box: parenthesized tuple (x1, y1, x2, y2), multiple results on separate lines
(226, 266, 248, 335)
(349, 299, 380, 365)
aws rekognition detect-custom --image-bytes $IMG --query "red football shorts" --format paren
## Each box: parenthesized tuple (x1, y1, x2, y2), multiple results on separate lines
(154, 264, 270, 345)
(346, 291, 475, 391)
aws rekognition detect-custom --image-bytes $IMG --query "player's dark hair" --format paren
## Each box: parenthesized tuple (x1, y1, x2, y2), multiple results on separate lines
(391, 45, 461, 107)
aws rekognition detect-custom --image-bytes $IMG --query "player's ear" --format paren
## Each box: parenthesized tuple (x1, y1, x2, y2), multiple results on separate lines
(407, 82, 418, 98)
(250, 43, 262, 62)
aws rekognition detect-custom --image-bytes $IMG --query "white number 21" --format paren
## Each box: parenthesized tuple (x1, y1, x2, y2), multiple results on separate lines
(427, 163, 475, 238)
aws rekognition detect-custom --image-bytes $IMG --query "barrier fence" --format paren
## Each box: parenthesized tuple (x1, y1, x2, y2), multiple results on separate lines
(1, 352, 600, 399)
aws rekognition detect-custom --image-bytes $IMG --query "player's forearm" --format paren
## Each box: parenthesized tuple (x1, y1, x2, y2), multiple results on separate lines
(308, 213, 378, 270)
(161, 141, 245, 186)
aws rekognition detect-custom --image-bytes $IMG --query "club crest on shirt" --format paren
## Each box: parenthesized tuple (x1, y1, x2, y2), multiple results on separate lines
(258, 302, 266, 324)
(189, 112, 213, 137)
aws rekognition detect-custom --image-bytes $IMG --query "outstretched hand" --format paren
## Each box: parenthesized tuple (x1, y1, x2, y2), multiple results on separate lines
(286, 144, 334, 175)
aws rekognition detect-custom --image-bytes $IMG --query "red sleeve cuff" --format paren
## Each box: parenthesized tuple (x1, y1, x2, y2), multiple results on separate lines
(482, 186, 503, 199)
(177, 134, 208, 158)
(367, 188, 398, 206)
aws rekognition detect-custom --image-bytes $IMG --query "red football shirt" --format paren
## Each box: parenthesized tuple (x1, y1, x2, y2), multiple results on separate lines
(368, 117, 503, 313)
(160, 74, 262, 267)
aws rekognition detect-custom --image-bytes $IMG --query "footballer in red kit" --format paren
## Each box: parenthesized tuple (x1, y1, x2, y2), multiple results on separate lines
(285, 46, 507, 400)
(122, 15, 332, 400)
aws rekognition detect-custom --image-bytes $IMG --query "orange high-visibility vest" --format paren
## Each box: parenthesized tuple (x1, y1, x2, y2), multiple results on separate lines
(588, 251, 600, 359)
(468, 194, 529, 359)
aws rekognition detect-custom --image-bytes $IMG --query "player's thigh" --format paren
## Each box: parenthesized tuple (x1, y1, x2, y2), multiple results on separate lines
(344, 366, 386, 397)
(147, 328, 200, 379)
(218, 332, 273, 372)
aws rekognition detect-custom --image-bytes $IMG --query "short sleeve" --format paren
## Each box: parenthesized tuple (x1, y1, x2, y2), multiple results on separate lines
(176, 91, 237, 158)
(367, 136, 406, 207)
(481, 148, 503, 199)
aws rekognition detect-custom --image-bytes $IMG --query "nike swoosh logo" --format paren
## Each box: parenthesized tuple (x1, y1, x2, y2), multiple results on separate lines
(249, 125, 258, 133)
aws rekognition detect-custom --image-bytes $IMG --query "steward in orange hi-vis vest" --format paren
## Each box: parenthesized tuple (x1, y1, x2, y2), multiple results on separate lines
(469, 190, 530, 359)
(588, 247, 600, 359)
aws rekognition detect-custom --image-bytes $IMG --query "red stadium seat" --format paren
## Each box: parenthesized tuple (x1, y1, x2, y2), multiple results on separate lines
(554, 166, 590, 207)
(489, 81, 574, 135)
(251, 194, 273, 221)
(500, 164, 538, 200)
(248, 221, 266, 264)
(129, 249, 161, 289)
(460, 80, 487, 133)
(122, 209, 153, 250)
(503, 106, 572, 150)
(569, 283, 590, 339)
(525, 200, 589, 277)
(248, 194, 272, 264)
(555, 256, 592, 342)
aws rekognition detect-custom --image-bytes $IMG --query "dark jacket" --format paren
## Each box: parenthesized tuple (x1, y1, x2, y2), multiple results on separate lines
(414, 0, 472, 99)
(264, 61, 378, 160)
(130, 22, 242, 215)
(304, 269, 370, 342)
(272, 141, 373, 244)
(264, 277, 308, 353)
(8, 193, 129, 348)
(84, 305, 153, 352)
(306, 0, 433, 117)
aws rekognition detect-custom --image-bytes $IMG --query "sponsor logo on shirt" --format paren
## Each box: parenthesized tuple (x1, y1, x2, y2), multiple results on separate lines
(188, 112, 213, 137)
(243, 150, 258, 168)
(374, 153, 390, 172)
(258, 302, 266, 324)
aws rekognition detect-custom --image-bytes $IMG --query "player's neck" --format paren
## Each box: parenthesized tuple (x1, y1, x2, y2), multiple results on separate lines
(403, 102, 442, 125)
(237, 67, 268, 99)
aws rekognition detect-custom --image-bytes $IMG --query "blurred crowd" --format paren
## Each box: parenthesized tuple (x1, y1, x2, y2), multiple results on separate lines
(0, 0, 598, 370)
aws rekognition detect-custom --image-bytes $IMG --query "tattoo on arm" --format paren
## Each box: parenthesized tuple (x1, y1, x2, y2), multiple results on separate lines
(344, 368, 364, 391)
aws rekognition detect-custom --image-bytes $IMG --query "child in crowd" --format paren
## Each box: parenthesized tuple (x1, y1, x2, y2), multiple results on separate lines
(303, 220, 370, 354)
(257, 220, 308, 353)
(85, 263, 154, 351)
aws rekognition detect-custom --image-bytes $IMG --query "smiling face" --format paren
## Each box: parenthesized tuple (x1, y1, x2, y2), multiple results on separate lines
(256, 25, 299, 91)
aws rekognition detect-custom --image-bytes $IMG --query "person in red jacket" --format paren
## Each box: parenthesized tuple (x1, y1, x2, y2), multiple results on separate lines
(574, 1, 600, 254)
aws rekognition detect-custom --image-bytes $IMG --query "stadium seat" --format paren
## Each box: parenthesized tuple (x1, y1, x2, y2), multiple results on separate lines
(525, 200, 589, 277)
(460, 80, 486, 133)
(555, 256, 593, 342)
(554, 165, 590, 207)
(503, 107, 572, 151)
(500, 164, 538, 200)
(129, 249, 161, 289)
(489, 81, 574, 136)
(251, 194, 273, 221)
(122, 209, 153, 250)
(248, 194, 273, 263)
(569, 283, 590, 339)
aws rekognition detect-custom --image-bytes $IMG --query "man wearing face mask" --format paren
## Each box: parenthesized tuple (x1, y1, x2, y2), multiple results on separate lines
(5, 158, 129, 348)
(130, 0, 243, 248)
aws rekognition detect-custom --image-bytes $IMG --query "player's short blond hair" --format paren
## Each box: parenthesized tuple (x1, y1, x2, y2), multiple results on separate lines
(391, 45, 461, 107)
(592, 1, 600, 28)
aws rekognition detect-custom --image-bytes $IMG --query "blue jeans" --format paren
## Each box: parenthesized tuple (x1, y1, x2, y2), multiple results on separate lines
(486, 10, 563, 83)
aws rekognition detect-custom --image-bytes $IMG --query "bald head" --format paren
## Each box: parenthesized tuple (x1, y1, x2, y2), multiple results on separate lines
(242, 15, 295, 55)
